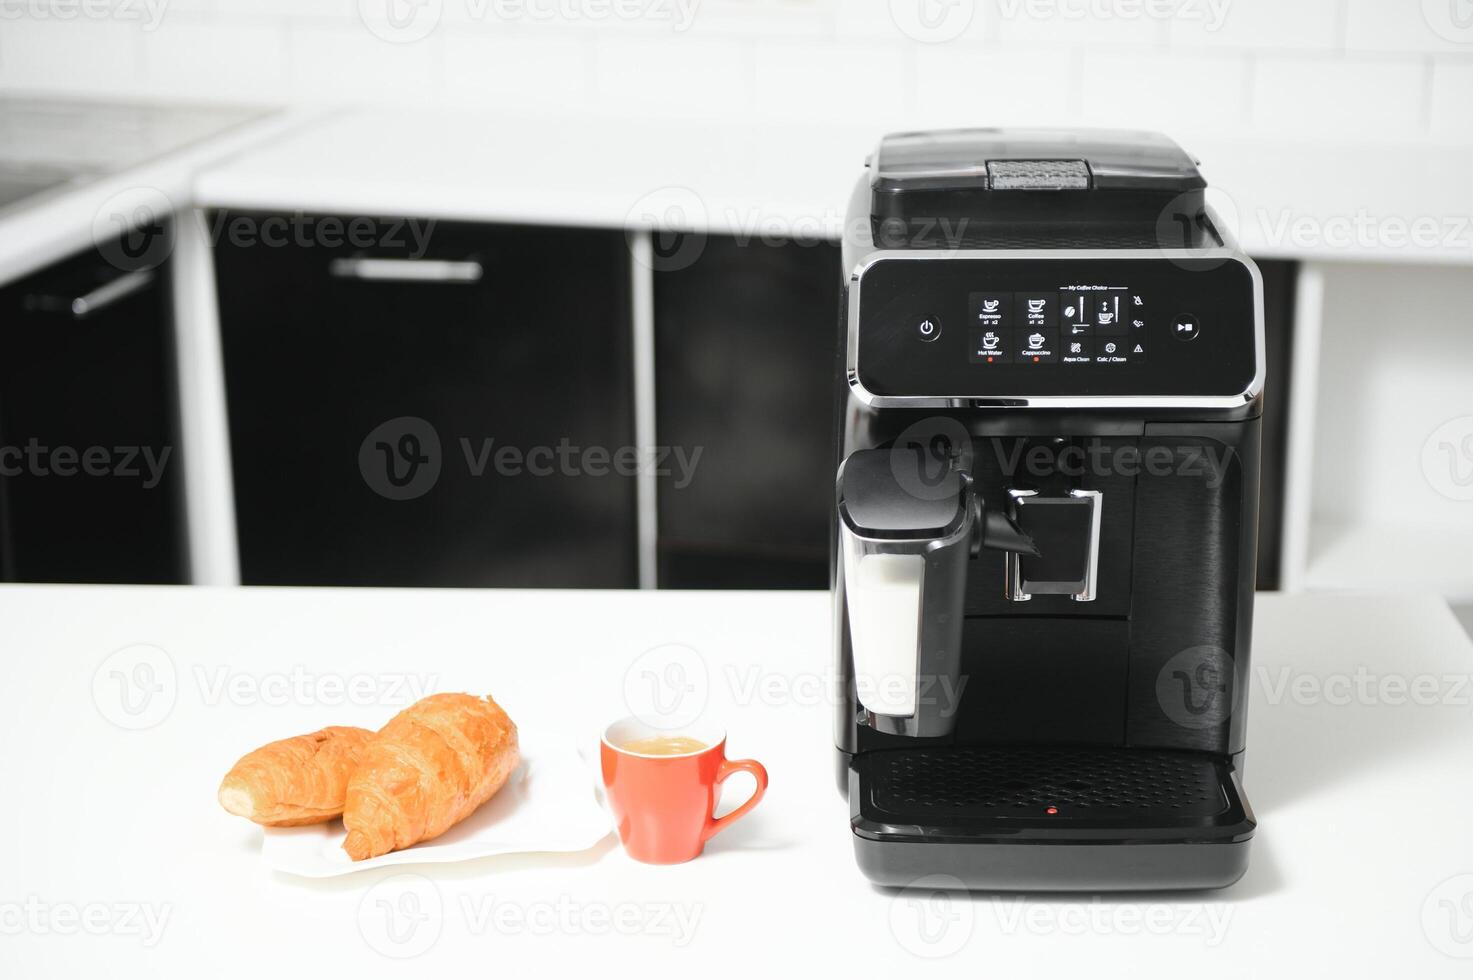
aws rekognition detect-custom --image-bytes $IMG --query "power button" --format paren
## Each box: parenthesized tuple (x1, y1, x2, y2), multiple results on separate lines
(916, 316, 943, 343)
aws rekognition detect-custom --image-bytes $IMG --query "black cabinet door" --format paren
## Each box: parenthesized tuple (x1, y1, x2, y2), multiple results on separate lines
(212, 212, 636, 588)
(0, 228, 187, 583)
(653, 235, 840, 589)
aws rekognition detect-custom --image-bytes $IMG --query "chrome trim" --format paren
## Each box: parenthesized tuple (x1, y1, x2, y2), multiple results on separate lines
(328, 257, 483, 283)
(1004, 489, 1037, 602)
(26, 268, 157, 319)
(1073, 488, 1103, 602)
(71, 268, 155, 318)
(844, 247, 1266, 411)
(1005, 488, 1103, 603)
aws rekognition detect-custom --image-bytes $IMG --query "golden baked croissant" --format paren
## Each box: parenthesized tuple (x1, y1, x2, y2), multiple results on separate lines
(343, 693, 519, 861)
(218, 726, 375, 827)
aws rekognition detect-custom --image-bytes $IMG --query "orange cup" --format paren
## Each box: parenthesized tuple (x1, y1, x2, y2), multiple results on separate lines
(600, 717, 768, 864)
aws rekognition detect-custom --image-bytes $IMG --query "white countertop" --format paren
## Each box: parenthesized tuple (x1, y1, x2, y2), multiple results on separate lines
(8, 102, 1468, 286)
(1, 586, 1470, 976)
(194, 107, 1473, 266)
(0, 99, 304, 285)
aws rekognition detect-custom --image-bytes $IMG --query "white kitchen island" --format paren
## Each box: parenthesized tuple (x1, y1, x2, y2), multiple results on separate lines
(1, 586, 1470, 977)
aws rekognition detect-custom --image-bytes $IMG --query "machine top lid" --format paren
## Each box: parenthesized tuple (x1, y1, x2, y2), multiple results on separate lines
(870, 128, 1204, 194)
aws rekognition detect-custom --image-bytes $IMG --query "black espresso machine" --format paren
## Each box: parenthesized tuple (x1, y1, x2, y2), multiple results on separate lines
(833, 130, 1264, 891)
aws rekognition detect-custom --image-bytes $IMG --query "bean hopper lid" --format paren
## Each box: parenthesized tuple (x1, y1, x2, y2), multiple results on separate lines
(867, 128, 1215, 249)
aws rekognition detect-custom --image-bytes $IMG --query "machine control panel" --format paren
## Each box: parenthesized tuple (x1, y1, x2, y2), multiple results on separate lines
(853, 256, 1259, 401)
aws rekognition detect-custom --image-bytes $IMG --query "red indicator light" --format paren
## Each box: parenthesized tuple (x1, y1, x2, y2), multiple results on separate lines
(1046, 806, 1059, 815)
(1033, 356, 1040, 363)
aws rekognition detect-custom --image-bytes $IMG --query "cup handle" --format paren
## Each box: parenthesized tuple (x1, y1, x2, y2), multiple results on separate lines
(702, 757, 768, 842)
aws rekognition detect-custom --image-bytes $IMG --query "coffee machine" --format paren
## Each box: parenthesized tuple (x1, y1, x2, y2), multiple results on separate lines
(833, 130, 1263, 891)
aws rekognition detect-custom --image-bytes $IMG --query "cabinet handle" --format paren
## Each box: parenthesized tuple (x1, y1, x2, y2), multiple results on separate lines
(328, 257, 483, 283)
(23, 268, 157, 320)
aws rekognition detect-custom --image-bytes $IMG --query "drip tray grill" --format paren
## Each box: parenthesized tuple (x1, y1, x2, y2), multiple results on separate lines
(864, 746, 1229, 820)
(848, 745, 1256, 889)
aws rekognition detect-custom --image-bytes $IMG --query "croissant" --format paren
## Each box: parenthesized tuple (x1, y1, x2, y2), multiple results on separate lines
(218, 726, 375, 827)
(342, 693, 519, 861)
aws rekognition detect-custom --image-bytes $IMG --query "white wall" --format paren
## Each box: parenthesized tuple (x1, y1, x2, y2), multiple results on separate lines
(1302, 261, 1473, 604)
(1312, 263, 1473, 533)
(1, 0, 1470, 147)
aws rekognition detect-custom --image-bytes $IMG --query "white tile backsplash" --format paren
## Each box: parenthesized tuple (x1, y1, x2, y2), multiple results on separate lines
(287, 24, 447, 105)
(1252, 55, 1428, 141)
(1, 3, 1470, 146)
(913, 45, 1076, 129)
(986, 0, 1168, 46)
(752, 41, 907, 125)
(1168, 0, 1342, 50)
(210, 0, 353, 20)
(442, 30, 592, 109)
(593, 36, 750, 116)
(677, 0, 836, 40)
(1344, 0, 1473, 54)
(142, 22, 291, 102)
(1079, 49, 1250, 131)
(834, 0, 988, 44)
(1430, 59, 1473, 142)
(0, 19, 142, 97)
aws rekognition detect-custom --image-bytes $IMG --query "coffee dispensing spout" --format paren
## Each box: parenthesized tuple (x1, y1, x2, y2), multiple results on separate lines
(838, 448, 1038, 737)
(975, 503, 1040, 559)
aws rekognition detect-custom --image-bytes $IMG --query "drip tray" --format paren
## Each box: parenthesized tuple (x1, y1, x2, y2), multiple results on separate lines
(849, 746, 1255, 890)
(869, 745, 1230, 822)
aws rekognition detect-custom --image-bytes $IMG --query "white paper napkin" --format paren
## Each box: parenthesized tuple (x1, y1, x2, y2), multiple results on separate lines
(260, 733, 611, 878)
